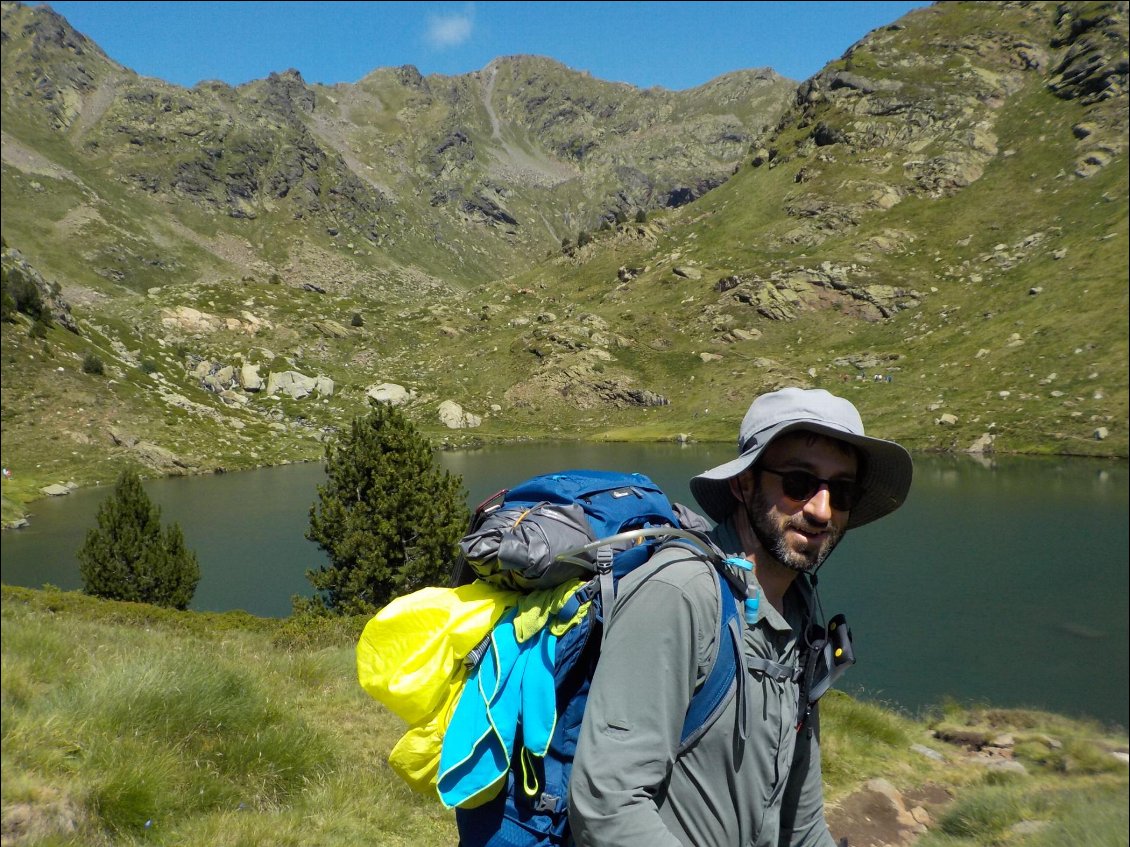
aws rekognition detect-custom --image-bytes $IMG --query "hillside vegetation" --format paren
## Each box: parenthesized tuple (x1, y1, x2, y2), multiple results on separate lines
(2, 0, 1127, 527)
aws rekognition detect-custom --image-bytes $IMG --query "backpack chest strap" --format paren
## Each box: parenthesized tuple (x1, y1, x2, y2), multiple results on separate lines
(746, 655, 802, 683)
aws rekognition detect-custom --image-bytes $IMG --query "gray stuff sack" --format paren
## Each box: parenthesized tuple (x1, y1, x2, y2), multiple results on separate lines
(458, 501, 597, 591)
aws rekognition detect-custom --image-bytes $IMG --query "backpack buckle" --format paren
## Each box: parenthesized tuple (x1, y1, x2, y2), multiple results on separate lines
(595, 545, 614, 574)
(534, 792, 561, 813)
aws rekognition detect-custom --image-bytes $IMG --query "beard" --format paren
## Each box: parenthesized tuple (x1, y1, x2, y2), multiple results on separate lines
(747, 486, 845, 574)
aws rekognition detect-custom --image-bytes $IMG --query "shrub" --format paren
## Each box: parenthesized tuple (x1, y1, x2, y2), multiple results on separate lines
(82, 352, 105, 375)
(635, 209, 648, 223)
(1, 264, 46, 322)
(140, 360, 158, 374)
(350, 312, 364, 327)
(305, 403, 469, 615)
(77, 469, 201, 610)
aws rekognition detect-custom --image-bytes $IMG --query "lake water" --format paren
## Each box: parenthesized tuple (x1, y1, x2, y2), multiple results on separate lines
(2, 444, 1127, 730)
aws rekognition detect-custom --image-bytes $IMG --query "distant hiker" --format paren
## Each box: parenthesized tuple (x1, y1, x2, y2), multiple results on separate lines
(568, 387, 913, 847)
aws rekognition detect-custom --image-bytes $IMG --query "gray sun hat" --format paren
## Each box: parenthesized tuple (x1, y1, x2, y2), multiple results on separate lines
(690, 387, 913, 529)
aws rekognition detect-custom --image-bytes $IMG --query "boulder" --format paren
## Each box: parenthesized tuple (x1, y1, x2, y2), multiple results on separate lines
(240, 363, 263, 392)
(312, 319, 350, 338)
(967, 433, 995, 453)
(438, 400, 482, 429)
(107, 426, 140, 448)
(133, 441, 193, 474)
(266, 370, 318, 399)
(367, 383, 415, 406)
(40, 484, 71, 496)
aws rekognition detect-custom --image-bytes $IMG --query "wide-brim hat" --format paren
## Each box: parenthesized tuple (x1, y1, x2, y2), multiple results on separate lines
(690, 387, 913, 529)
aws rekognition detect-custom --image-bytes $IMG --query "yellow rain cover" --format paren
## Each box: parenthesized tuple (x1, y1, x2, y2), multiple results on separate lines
(357, 581, 520, 792)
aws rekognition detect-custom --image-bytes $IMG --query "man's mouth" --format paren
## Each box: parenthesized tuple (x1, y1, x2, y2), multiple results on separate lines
(789, 524, 828, 544)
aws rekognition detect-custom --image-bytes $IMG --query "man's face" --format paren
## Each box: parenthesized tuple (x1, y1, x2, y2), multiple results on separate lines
(734, 432, 859, 573)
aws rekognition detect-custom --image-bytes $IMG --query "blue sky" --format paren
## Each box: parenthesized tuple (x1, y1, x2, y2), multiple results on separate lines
(46, 2, 932, 92)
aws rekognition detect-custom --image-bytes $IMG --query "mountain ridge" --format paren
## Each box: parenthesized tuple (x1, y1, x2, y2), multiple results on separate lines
(1, 0, 1127, 525)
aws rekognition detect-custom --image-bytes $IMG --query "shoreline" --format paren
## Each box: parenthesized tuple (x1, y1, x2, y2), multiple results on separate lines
(4, 436, 1128, 531)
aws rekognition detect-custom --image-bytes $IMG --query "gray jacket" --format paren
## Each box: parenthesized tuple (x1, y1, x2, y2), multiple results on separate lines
(568, 519, 837, 847)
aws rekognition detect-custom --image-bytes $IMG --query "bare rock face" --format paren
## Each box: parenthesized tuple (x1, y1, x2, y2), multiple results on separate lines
(1047, 3, 1129, 105)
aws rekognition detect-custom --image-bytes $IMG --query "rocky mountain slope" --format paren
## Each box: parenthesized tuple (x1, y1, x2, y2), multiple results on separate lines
(2, 0, 1127, 523)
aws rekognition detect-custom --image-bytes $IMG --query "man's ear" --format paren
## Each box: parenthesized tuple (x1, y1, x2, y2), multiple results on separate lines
(729, 471, 753, 503)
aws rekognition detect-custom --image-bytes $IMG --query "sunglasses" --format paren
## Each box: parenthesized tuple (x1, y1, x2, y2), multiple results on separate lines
(758, 468, 864, 511)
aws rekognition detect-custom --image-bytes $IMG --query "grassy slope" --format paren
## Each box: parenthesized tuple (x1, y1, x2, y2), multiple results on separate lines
(468, 71, 1128, 455)
(2, 586, 1126, 846)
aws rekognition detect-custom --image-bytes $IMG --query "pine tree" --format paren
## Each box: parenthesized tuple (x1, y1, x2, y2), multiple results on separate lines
(77, 468, 200, 609)
(306, 403, 469, 615)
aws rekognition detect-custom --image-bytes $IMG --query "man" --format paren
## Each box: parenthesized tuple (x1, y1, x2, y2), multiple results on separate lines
(568, 387, 913, 847)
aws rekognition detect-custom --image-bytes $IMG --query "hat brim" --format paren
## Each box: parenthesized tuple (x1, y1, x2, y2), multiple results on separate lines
(690, 420, 913, 529)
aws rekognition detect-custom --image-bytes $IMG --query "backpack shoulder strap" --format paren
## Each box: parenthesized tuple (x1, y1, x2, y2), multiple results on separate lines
(679, 564, 743, 749)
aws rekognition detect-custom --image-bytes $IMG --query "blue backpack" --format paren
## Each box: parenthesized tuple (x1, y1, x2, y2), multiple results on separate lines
(449, 469, 746, 847)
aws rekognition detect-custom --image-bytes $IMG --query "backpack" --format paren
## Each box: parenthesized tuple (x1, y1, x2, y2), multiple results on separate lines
(446, 469, 747, 847)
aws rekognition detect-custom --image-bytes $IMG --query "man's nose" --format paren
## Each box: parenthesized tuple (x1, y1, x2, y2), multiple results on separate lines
(803, 485, 834, 522)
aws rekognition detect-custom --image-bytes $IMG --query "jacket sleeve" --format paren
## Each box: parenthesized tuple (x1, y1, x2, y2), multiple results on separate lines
(778, 705, 838, 847)
(567, 567, 713, 847)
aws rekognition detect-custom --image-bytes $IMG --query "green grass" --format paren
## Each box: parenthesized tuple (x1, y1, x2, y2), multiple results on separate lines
(1, 587, 455, 846)
(3, 585, 1126, 847)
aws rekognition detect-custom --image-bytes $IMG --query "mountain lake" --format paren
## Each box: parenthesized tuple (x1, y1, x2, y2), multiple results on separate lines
(2, 444, 1126, 730)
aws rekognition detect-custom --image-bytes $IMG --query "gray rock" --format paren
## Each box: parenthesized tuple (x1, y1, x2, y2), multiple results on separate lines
(967, 433, 995, 453)
(312, 319, 350, 338)
(911, 743, 945, 761)
(240, 363, 263, 391)
(267, 370, 317, 398)
(367, 383, 415, 406)
(218, 389, 249, 406)
(438, 400, 481, 429)
(40, 484, 71, 496)
(133, 441, 192, 474)
(108, 426, 140, 448)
